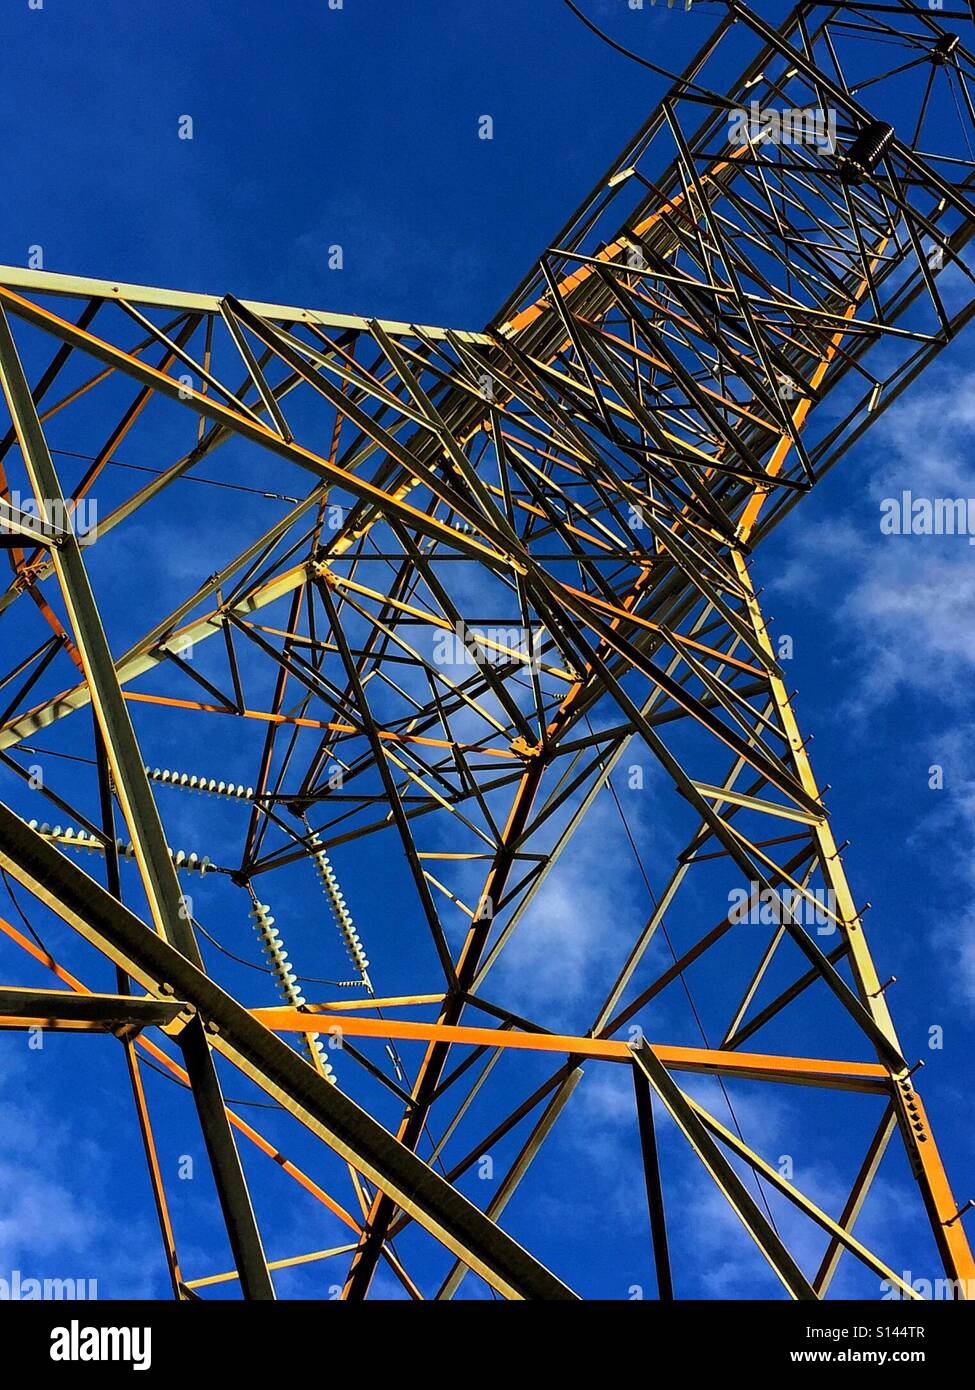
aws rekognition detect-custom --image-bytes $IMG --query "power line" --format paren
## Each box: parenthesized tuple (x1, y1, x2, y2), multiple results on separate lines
(561, 0, 717, 90)
(588, 719, 782, 1238)
(49, 446, 301, 504)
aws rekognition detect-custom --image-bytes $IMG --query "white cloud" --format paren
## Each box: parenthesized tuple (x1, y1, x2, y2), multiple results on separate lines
(842, 544, 975, 709)
(490, 798, 655, 1023)
(771, 374, 975, 711)
(906, 725, 975, 1007)
(0, 1068, 165, 1298)
(765, 380, 975, 1013)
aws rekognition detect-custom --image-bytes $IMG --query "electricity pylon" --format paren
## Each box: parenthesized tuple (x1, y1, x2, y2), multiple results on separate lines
(0, 0, 973, 1300)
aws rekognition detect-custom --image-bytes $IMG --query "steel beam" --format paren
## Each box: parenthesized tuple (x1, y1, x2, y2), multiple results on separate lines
(0, 798, 577, 1301)
(0, 307, 276, 1300)
(631, 1042, 818, 1300)
(0, 985, 187, 1033)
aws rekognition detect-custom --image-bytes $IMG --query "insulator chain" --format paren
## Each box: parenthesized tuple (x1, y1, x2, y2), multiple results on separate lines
(146, 767, 254, 801)
(27, 821, 212, 876)
(303, 820, 372, 987)
(249, 899, 336, 1085)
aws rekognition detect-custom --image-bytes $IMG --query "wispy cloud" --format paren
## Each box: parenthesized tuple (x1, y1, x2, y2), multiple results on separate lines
(906, 723, 975, 1007)
(772, 374, 975, 712)
(0, 1052, 166, 1298)
(491, 795, 659, 1025)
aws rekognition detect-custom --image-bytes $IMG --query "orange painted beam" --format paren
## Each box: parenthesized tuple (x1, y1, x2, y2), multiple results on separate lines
(911, 1093, 975, 1289)
(0, 914, 362, 1235)
(500, 147, 751, 337)
(250, 1008, 889, 1090)
(737, 239, 890, 541)
(120, 691, 519, 759)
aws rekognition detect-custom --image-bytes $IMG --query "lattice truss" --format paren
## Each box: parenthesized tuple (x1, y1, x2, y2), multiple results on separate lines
(0, 0, 973, 1300)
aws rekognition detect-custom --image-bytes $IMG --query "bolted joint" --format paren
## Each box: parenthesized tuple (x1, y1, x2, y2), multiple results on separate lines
(510, 734, 543, 759)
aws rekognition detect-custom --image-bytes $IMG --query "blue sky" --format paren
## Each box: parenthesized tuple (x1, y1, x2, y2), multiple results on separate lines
(1, 0, 707, 328)
(0, 0, 972, 1301)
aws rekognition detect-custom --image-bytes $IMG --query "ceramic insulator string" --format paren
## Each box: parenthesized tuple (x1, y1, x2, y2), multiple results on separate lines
(146, 767, 254, 801)
(248, 899, 336, 1084)
(304, 823, 371, 985)
(27, 821, 212, 876)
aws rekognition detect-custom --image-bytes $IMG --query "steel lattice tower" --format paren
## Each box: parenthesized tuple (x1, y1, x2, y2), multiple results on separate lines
(0, 0, 973, 1300)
